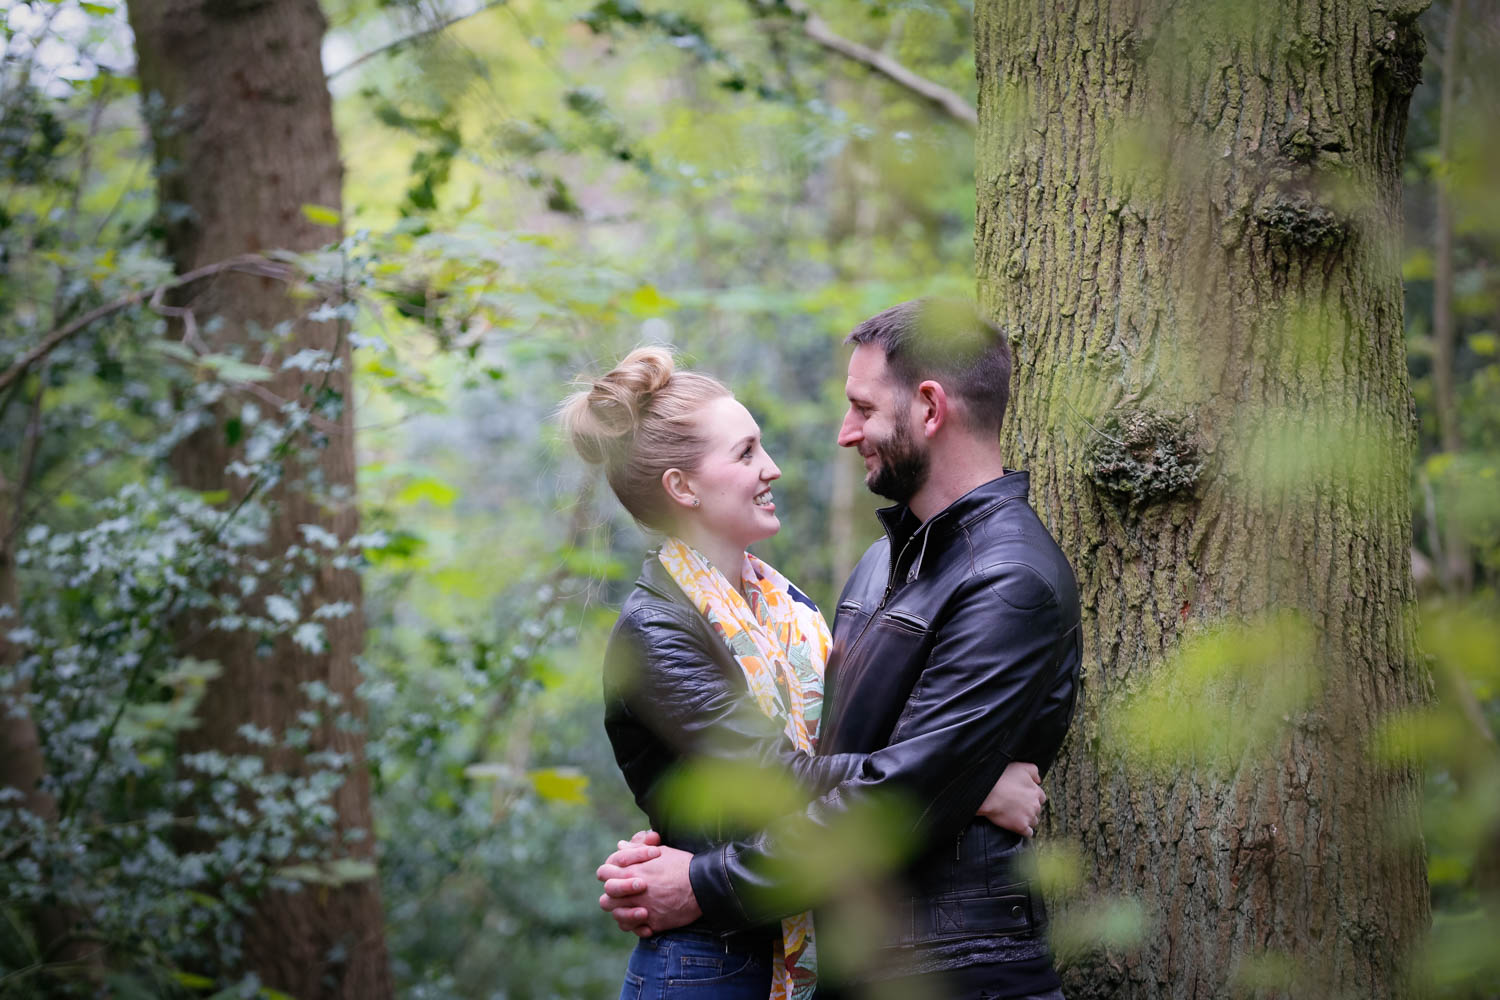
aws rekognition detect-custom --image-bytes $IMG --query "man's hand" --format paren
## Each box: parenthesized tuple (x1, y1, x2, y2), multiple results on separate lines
(977, 761, 1045, 837)
(596, 840, 701, 937)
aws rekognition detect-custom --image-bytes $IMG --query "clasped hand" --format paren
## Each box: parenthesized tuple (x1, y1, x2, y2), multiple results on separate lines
(596, 830, 699, 937)
(595, 761, 1045, 936)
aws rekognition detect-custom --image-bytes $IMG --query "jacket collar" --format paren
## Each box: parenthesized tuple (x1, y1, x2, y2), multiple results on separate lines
(875, 471, 1030, 575)
(634, 549, 690, 604)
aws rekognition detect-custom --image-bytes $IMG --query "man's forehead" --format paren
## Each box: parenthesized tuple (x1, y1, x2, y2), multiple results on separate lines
(845, 344, 891, 395)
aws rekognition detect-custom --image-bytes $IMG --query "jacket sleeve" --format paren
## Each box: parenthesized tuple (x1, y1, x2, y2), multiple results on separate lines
(609, 606, 866, 804)
(687, 565, 1067, 929)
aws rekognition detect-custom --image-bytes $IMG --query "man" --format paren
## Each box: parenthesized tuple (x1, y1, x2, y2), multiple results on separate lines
(598, 300, 1082, 999)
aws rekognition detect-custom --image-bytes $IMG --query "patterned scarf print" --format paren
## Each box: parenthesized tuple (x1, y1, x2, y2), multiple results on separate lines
(657, 537, 831, 1000)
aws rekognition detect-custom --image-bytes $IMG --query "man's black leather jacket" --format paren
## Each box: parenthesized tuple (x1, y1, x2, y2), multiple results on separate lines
(685, 473, 1082, 974)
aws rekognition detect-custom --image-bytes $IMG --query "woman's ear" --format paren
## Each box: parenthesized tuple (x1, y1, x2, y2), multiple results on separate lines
(661, 468, 699, 510)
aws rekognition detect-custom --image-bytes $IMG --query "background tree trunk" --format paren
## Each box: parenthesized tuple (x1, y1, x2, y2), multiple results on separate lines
(976, 1, 1431, 997)
(124, 0, 392, 995)
(1431, 0, 1471, 593)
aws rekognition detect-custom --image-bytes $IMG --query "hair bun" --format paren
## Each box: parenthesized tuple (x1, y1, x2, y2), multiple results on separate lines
(560, 346, 676, 465)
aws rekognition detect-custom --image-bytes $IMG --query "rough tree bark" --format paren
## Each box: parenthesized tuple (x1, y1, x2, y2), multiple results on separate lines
(124, 0, 392, 995)
(976, 1, 1431, 997)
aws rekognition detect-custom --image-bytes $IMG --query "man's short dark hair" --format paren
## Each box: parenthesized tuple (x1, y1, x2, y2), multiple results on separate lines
(845, 299, 1013, 436)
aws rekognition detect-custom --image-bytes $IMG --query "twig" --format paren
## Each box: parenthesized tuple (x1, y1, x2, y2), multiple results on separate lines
(0, 255, 293, 395)
(774, 0, 976, 128)
(325, 0, 510, 81)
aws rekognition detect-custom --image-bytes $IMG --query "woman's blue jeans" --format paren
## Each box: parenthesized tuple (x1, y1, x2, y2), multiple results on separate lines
(618, 927, 772, 1000)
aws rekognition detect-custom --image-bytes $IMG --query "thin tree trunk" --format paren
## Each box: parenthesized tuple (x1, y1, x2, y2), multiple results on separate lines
(124, 0, 392, 995)
(976, 1, 1431, 997)
(1432, 0, 1471, 592)
(1, 463, 105, 983)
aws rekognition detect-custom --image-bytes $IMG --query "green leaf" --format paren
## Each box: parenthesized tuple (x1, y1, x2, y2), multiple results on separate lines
(300, 203, 341, 226)
(1469, 332, 1497, 356)
(394, 476, 458, 507)
(273, 858, 376, 887)
(170, 970, 215, 989)
(150, 338, 197, 362)
(199, 354, 274, 382)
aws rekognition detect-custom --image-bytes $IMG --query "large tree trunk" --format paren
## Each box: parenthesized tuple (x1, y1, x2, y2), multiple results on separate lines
(124, 1, 392, 996)
(976, 1, 1431, 997)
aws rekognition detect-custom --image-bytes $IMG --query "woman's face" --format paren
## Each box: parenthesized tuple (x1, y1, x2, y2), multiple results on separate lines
(676, 395, 782, 549)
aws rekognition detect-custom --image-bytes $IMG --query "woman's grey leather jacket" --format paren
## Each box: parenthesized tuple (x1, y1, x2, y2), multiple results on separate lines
(602, 555, 866, 861)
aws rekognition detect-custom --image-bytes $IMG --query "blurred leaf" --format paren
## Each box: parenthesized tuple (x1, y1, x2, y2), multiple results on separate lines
(300, 203, 341, 226)
(530, 766, 590, 805)
(170, 970, 215, 989)
(1103, 612, 1319, 772)
(394, 476, 459, 508)
(622, 283, 679, 316)
(1051, 897, 1148, 966)
(199, 354, 274, 383)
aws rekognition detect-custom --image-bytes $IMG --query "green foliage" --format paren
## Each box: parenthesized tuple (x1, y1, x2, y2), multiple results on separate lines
(1104, 613, 1319, 774)
(6, 0, 1497, 996)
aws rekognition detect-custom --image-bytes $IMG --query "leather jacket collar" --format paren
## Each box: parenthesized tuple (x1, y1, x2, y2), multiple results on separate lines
(633, 549, 690, 605)
(874, 471, 1031, 581)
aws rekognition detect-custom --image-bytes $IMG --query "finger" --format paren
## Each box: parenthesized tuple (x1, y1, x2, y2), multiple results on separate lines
(1039, 787, 1048, 804)
(1026, 763, 1041, 783)
(634, 925, 653, 938)
(596, 863, 629, 882)
(610, 906, 649, 929)
(1025, 825, 1035, 837)
(603, 877, 647, 898)
(604, 845, 661, 869)
(630, 829, 662, 846)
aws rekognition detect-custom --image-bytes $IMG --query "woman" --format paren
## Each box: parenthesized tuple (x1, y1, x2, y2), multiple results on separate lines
(561, 347, 1045, 1000)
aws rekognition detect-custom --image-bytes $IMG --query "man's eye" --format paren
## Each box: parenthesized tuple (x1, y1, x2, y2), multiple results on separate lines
(741, 446, 755, 460)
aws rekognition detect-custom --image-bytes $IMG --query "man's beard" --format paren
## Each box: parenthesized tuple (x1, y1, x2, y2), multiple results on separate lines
(865, 419, 930, 504)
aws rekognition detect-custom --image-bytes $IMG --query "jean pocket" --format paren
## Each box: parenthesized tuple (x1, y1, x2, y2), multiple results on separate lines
(618, 970, 644, 1000)
(666, 948, 761, 987)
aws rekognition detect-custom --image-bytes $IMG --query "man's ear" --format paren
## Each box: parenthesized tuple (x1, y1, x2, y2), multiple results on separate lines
(915, 380, 949, 438)
(661, 468, 698, 509)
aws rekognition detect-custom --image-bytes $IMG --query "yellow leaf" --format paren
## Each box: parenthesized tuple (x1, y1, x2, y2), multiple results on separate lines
(300, 203, 341, 227)
(530, 767, 590, 805)
(623, 284, 678, 316)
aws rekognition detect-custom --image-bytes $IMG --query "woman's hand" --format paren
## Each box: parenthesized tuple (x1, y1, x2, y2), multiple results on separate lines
(977, 761, 1045, 837)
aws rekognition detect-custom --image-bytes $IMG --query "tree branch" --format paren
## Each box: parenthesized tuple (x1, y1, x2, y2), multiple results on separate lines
(0, 255, 292, 395)
(325, 0, 510, 82)
(776, 0, 976, 129)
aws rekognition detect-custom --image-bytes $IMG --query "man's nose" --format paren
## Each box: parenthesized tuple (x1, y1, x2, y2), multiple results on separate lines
(837, 411, 860, 447)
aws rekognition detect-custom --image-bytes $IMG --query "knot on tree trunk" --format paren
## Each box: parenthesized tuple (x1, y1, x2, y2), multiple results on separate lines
(1254, 188, 1347, 249)
(1085, 408, 1203, 512)
(1371, 14, 1425, 97)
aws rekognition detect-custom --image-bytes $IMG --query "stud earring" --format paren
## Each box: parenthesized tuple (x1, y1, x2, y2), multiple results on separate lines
(691, 498, 700, 507)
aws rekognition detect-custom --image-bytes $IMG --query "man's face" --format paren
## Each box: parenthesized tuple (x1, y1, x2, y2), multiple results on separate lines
(837, 344, 930, 504)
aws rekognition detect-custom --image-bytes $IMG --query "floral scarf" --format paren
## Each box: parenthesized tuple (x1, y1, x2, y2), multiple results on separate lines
(658, 537, 830, 1000)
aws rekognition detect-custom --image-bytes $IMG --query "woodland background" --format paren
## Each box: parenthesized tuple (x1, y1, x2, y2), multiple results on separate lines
(0, 0, 1497, 997)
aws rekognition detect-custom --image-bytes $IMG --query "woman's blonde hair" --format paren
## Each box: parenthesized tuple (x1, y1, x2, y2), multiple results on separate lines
(559, 346, 731, 530)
